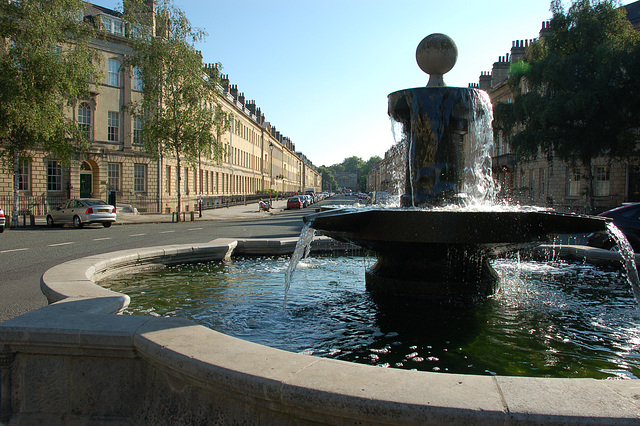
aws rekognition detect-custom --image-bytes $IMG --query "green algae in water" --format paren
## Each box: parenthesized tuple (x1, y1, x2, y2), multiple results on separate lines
(101, 256, 640, 379)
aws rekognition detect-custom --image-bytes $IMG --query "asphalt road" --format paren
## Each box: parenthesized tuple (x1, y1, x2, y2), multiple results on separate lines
(0, 203, 321, 323)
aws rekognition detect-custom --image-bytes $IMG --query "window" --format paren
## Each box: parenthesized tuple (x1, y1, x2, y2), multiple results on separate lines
(133, 116, 143, 145)
(185, 167, 189, 194)
(78, 102, 92, 139)
(568, 169, 581, 196)
(101, 16, 125, 36)
(134, 164, 146, 193)
(165, 166, 171, 194)
(18, 159, 30, 192)
(194, 169, 198, 194)
(594, 166, 610, 196)
(108, 163, 120, 192)
(47, 161, 62, 192)
(108, 111, 119, 142)
(133, 66, 143, 91)
(540, 169, 545, 196)
(108, 59, 120, 86)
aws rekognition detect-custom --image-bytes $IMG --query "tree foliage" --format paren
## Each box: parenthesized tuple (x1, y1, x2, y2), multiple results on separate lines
(493, 0, 640, 211)
(123, 0, 229, 215)
(0, 0, 101, 225)
(318, 166, 337, 191)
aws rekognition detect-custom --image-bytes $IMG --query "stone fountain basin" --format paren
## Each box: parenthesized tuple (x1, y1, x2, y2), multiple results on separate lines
(0, 237, 638, 424)
(304, 208, 611, 256)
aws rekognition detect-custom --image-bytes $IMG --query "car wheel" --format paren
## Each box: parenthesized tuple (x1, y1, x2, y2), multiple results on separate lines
(73, 215, 83, 229)
(46, 215, 55, 227)
(103, 222, 112, 228)
(0, 225, 4, 233)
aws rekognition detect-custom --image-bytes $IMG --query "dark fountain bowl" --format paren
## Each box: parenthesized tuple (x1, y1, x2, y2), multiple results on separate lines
(304, 208, 611, 301)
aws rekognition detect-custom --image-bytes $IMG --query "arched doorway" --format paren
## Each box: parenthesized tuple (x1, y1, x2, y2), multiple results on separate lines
(80, 161, 93, 198)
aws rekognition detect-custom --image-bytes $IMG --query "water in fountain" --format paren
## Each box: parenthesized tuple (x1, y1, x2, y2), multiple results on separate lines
(101, 255, 640, 378)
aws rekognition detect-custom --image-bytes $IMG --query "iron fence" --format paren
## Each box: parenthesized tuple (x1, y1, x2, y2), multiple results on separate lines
(0, 194, 66, 216)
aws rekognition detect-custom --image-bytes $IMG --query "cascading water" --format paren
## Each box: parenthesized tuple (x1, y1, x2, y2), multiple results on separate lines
(606, 221, 640, 303)
(284, 221, 315, 305)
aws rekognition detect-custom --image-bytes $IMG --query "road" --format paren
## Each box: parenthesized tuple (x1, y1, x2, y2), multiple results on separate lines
(0, 203, 325, 323)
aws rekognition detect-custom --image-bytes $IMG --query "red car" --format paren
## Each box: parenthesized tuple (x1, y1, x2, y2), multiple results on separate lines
(287, 196, 304, 209)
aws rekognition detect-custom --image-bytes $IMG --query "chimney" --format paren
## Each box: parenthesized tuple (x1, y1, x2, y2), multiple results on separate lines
(510, 40, 527, 63)
(479, 71, 492, 91)
(491, 56, 510, 87)
(540, 21, 551, 39)
(238, 92, 245, 107)
(229, 84, 238, 101)
(246, 100, 256, 115)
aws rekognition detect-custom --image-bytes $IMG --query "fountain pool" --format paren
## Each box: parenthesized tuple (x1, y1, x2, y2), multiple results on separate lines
(100, 255, 640, 379)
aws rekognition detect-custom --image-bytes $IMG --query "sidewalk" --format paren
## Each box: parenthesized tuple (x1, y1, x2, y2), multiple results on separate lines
(22, 199, 291, 227)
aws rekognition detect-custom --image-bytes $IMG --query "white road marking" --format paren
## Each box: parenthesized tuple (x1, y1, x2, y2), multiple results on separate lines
(159, 230, 175, 234)
(0, 248, 29, 254)
(93, 237, 112, 241)
(48, 242, 75, 247)
(129, 233, 146, 237)
(187, 228, 203, 231)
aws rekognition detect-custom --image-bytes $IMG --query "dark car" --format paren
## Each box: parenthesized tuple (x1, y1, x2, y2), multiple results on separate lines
(587, 203, 640, 251)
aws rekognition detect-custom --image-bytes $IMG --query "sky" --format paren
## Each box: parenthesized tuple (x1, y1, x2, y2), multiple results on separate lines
(97, 0, 638, 167)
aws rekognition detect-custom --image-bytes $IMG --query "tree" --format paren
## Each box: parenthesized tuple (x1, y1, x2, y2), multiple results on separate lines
(124, 0, 229, 219)
(0, 0, 101, 227)
(319, 166, 337, 192)
(493, 0, 640, 212)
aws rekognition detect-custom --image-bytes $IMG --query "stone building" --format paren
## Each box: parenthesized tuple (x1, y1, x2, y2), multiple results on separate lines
(481, 1, 640, 214)
(0, 1, 321, 217)
(333, 172, 358, 193)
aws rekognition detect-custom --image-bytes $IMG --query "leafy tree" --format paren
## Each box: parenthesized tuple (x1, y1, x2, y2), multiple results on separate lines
(493, 0, 640, 212)
(124, 0, 229, 218)
(319, 166, 337, 192)
(0, 0, 101, 227)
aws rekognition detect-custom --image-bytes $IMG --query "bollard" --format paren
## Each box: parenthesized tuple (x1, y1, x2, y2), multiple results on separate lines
(190, 211, 195, 221)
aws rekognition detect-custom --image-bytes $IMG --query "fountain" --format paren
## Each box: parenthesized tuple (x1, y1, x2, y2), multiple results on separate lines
(1, 33, 639, 425)
(306, 34, 610, 300)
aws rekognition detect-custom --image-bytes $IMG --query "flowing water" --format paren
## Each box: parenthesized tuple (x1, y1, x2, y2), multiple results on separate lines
(101, 255, 640, 379)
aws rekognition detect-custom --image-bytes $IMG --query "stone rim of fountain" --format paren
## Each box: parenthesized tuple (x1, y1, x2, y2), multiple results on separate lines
(0, 237, 638, 424)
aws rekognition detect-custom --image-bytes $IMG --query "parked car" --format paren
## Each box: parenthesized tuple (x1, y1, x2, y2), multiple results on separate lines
(46, 198, 117, 229)
(0, 207, 5, 233)
(287, 196, 304, 210)
(587, 203, 640, 251)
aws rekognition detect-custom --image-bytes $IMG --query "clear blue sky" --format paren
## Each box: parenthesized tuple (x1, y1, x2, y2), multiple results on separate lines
(98, 0, 638, 167)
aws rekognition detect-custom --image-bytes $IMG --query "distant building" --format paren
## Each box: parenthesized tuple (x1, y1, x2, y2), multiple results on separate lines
(333, 172, 358, 193)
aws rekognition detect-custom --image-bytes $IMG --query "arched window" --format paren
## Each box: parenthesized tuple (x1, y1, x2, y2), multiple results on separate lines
(78, 102, 92, 140)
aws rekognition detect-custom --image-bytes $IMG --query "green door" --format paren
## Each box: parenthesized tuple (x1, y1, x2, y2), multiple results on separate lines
(80, 173, 92, 198)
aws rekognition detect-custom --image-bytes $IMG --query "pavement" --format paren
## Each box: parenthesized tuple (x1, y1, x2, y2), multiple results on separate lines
(15, 198, 294, 227)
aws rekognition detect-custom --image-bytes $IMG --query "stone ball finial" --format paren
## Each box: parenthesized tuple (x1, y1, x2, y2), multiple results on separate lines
(416, 33, 458, 87)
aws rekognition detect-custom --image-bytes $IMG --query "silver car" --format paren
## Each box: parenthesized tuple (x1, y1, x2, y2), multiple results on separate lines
(47, 198, 117, 228)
